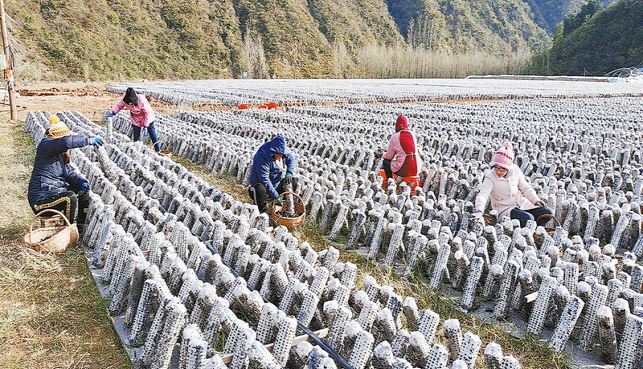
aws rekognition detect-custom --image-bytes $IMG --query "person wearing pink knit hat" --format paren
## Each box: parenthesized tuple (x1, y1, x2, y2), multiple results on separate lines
(474, 142, 551, 227)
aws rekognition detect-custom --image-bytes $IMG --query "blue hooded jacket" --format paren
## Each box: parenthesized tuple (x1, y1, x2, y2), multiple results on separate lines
(249, 135, 296, 199)
(28, 135, 90, 207)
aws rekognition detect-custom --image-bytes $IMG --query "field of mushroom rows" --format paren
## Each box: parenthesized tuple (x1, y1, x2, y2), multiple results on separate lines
(26, 78, 643, 369)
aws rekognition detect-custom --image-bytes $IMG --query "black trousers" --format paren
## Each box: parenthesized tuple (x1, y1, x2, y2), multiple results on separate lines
(510, 207, 554, 228)
(248, 178, 299, 213)
(31, 188, 90, 224)
(382, 159, 394, 181)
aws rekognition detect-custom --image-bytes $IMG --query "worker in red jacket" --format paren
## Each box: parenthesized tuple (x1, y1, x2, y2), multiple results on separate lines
(382, 114, 423, 184)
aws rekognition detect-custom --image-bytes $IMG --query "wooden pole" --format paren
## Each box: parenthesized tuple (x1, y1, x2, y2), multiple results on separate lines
(0, 0, 16, 120)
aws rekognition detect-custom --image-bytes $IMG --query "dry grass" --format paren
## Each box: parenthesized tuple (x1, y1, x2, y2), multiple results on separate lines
(0, 117, 129, 368)
(172, 156, 251, 203)
(0, 125, 566, 369)
(355, 43, 534, 79)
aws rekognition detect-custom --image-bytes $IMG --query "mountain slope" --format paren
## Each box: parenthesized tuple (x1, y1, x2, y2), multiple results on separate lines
(10, 0, 245, 80)
(7, 0, 553, 81)
(548, 0, 643, 75)
(526, 0, 617, 34)
(388, 0, 551, 54)
(233, 0, 404, 78)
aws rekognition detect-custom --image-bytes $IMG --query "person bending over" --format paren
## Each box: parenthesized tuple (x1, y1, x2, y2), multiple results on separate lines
(248, 135, 297, 213)
(106, 87, 161, 152)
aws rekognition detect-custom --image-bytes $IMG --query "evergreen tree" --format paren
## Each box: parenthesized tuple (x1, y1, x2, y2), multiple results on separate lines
(562, 0, 602, 37)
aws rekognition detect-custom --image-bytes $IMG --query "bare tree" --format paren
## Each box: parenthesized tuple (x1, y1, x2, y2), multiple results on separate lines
(242, 26, 269, 79)
(332, 40, 350, 78)
(355, 42, 532, 79)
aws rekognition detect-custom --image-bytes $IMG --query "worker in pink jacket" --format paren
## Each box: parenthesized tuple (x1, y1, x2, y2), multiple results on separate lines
(107, 87, 160, 152)
(474, 142, 551, 227)
(381, 115, 423, 185)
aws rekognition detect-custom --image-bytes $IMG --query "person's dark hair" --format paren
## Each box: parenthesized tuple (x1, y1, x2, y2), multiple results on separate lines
(123, 87, 138, 105)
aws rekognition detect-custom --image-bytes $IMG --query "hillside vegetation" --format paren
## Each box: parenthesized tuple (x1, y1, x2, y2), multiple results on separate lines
(525, 0, 616, 34)
(7, 0, 553, 81)
(387, 0, 550, 54)
(529, 0, 643, 76)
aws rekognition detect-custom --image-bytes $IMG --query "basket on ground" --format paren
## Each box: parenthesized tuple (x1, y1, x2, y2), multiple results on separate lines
(483, 213, 566, 237)
(156, 141, 172, 158)
(270, 192, 306, 229)
(23, 209, 79, 253)
(536, 214, 566, 237)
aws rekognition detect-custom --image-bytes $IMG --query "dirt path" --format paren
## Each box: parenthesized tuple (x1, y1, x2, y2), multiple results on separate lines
(10, 82, 119, 122)
(10, 81, 189, 123)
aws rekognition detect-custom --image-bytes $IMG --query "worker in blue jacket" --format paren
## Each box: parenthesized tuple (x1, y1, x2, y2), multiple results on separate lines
(248, 135, 297, 213)
(28, 115, 103, 230)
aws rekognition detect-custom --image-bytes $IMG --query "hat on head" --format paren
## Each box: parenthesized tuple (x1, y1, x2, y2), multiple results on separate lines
(395, 115, 409, 132)
(46, 115, 71, 139)
(491, 142, 514, 169)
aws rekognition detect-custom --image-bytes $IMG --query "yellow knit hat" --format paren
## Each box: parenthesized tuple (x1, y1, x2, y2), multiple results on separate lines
(46, 115, 71, 139)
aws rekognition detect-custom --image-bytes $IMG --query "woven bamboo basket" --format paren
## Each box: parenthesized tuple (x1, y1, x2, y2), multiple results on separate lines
(156, 141, 172, 158)
(270, 192, 306, 229)
(483, 213, 566, 237)
(24, 209, 79, 253)
(537, 214, 566, 237)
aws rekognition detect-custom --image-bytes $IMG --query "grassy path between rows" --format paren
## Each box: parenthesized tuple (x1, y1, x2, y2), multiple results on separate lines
(176, 158, 570, 369)
(0, 114, 569, 368)
(0, 118, 129, 369)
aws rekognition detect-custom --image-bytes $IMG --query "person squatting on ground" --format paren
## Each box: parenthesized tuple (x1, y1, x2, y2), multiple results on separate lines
(474, 141, 552, 227)
(248, 135, 298, 213)
(28, 115, 103, 232)
(381, 114, 423, 186)
(106, 87, 161, 152)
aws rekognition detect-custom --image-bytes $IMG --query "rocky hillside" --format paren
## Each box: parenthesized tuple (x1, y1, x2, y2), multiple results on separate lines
(7, 0, 558, 81)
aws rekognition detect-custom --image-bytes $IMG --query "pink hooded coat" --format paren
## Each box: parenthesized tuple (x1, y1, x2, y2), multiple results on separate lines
(383, 115, 423, 177)
(111, 94, 156, 128)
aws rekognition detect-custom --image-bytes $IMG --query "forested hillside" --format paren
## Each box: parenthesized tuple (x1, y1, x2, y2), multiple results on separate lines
(7, 0, 555, 81)
(386, 0, 550, 53)
(530, 0, 643, 76)
(524, 0, 615, 34)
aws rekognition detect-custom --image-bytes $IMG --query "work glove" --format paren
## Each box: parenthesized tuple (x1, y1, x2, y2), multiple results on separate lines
(283, 172, 293, 186)
(106, 112, 115, 118)
(470, 210, 486, 226)
(92, 137, 104, 147)
(81, 182, 90, 192)
(535, 200, 547, 209)
(275, 198, 283, 206)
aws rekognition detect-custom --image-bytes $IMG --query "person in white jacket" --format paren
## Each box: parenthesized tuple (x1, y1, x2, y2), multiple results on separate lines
(474, 142, 552, 227)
